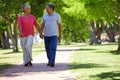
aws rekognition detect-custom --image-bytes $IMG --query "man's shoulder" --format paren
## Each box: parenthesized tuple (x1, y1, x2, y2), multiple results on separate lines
(53, 12, 60, 15)
(43, 13, 48, 16)
(42, 13, 48, 18)
(53, 12, 60, 17)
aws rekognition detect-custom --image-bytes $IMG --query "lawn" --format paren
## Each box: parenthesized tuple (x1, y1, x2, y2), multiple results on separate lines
(70, 42, 120, 80)
(0, 45, 45, 73)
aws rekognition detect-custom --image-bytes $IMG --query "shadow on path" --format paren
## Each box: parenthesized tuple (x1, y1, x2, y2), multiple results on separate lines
(0, 47, 77, 80)
(1, 63, 70, 77)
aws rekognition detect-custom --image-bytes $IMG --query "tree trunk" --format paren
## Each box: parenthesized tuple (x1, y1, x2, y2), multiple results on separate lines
(13, 11, 19, 52)
(0, 40, 2, 48)
(118, 37, 120, 52)
(89, 21, 97, 45)
(0, 33, 3, 48)
(117, 19, 120, 52)
(2, 32, 10, 49)
(96, 23, 102, 44)
(109, 25, 115, 42)
(5, 10, 19, 52)
(104, 25, 115, 42)
(7, 20, 18, 52)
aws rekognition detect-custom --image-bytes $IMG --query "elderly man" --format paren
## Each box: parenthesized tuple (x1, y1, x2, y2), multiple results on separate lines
(40, 3, 62, 67)
(18, 3, 41, 67)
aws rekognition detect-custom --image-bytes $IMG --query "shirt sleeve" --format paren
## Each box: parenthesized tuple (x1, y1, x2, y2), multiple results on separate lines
(42, 14, 45, 23)
(56, 13, 61, 24)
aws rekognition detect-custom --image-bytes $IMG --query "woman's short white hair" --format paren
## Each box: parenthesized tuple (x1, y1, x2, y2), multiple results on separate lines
(22, 3, 31, 10)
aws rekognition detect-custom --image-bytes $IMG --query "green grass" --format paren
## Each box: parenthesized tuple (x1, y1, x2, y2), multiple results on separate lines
(70, 42, 120, 80)
(0, 45, 45, 73)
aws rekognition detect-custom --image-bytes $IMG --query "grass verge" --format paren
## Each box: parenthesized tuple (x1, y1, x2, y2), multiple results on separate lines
(0, 45, 45, 73)
(70, 42, 120, 80)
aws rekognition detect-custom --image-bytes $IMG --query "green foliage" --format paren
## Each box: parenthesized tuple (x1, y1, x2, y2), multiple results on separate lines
(62, 14, 89, 43)
(79, 0, 119, 23)
(0, 0, 91, 43)
(62, 0, 89, 43)
(0, 20, 7, 33)
(1, 0, 119, 43)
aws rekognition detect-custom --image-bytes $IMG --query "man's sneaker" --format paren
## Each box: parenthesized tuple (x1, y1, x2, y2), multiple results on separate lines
(50, 63, 55, 67)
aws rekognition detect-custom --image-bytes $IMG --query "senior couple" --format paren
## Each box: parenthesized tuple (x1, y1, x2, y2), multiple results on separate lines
(18, 3, 62, 67)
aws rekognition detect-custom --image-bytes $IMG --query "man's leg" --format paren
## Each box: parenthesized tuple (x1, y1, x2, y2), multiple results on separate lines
(50, 36, 57, 67)
(44, 37, 51, 64)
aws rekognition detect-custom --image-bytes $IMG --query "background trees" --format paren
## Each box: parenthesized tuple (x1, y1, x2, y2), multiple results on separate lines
(0, 0, 120, 52)
(77, 0, 120, 51)
(0, 0, 47, 51)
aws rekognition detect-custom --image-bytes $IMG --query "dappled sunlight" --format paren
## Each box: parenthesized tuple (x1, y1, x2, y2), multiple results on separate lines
(69, 63, 108, 69)
(90, 71, 120, 80)
(110, 50, 120, 55)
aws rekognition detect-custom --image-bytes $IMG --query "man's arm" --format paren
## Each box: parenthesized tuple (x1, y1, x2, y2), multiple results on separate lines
(40, 22, 45, 39)
(58, 23, 62, 43)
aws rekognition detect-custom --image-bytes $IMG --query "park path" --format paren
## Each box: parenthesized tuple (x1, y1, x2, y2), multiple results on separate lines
(0, 47, 79, 80)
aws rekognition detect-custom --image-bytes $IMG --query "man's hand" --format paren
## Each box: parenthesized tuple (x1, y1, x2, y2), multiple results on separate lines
(40, 33, 44, 39)
(58, 35, 62, 43)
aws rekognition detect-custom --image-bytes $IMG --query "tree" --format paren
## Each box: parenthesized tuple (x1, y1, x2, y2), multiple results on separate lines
(62, 0, 89, 43)
(0, 0, 47, 51)
(73, 0, 120, 52)
(0, 19, 10, 48)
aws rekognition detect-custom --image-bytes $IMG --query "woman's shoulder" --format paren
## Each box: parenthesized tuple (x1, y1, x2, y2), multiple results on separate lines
(29, 14, 35, 17)
(29, 14, 36, 19)
(19, 14, 27, 18)
(19, 14, 23, 17)
(18, 15, 24, 19)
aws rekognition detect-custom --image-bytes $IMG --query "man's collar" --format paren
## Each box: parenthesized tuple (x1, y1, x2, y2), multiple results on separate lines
(47, 12, 55, 16)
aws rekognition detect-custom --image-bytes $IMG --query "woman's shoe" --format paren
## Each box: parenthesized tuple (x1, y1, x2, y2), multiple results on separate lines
(47, 63, 51, 66)
(24, 63, 29, 67)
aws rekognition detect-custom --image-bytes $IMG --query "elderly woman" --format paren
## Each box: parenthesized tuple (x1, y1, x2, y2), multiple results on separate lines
(18, 3, 40, 67)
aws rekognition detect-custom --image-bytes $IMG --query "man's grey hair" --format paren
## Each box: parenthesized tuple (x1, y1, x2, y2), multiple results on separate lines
(47, 3, 55, 10)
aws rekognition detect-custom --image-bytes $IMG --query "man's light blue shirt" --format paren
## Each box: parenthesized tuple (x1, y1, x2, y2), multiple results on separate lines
(42, 12, 61, 37)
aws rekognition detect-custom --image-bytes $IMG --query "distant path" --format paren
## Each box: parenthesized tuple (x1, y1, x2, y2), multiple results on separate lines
(0, 47, 79, 80)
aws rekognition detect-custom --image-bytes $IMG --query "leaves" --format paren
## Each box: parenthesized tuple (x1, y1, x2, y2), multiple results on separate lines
(0, 20, 7, 33)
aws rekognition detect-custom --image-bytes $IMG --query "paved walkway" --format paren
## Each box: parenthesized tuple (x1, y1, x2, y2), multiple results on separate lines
(0, 47, 78, 80)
